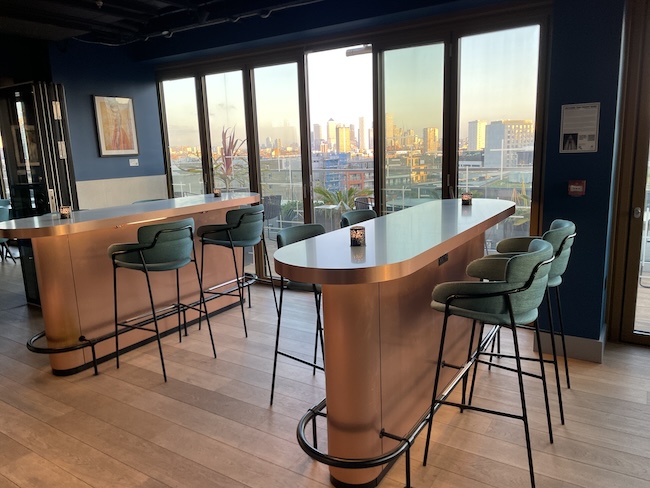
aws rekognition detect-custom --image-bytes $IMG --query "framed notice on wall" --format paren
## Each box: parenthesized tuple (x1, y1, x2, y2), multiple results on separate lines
(559, 102, 600, 153)
(93, 96, 139, 156)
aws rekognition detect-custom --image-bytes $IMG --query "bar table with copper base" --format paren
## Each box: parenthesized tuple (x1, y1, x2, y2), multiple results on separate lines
(0, 193, 259, 375)
(274, 198, 515, 487)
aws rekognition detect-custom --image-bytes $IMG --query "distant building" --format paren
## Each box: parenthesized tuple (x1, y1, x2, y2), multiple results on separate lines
(359, 116, 367, 152)
(336, 126, 351, 153)
(468, 120, 487, 151)
(423, 127, 439, 153)
(327, 118, 337, 149)
(484, 120, 534, 168)
(313, 123, 323, 147)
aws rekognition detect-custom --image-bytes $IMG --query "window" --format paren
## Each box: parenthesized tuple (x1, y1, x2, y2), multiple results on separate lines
(205, 71, 250, 192)
(161, 78, 202, 197)
(382, 43, 445, 213)
(307, 45, 374, 231)
(457, 25, 541, 245)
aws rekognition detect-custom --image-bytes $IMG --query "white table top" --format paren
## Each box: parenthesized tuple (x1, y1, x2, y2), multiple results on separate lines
(0, 192, 259, 239)
(274, 198, 515, 285)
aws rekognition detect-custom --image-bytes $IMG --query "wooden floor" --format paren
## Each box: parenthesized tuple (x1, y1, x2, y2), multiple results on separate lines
(2, 254, 650, 488)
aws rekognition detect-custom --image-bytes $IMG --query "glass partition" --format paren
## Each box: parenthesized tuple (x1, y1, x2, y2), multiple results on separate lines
(457, 25, 540, 247)
(161, 78, 203, 196)
(382, 43, 445, 213)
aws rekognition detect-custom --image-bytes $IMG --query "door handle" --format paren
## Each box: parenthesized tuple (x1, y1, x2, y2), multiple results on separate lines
(634, 207, 642, 219)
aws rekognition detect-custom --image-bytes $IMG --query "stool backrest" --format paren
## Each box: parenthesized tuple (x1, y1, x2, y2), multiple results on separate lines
(340, 209, 377, 228)
(136, 218, 195, 269)
(277, 223, 325, 249)
(437, 239, 553, 319)
(223, 205, 265, 246)
(542, 219, 576, 280)
(0, 199, 10, 208)
(505, 239, 554, 314)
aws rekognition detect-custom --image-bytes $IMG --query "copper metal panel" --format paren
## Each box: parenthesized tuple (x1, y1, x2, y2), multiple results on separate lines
(29, 200, 254, 372)
(322, 283, 383, 484)
(322, 235, 484, 485)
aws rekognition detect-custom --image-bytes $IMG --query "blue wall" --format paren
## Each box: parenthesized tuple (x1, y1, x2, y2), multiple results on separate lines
(48, 42, 164, 182)
(44, 0, 627, 346)
(543, 0, 624, 341)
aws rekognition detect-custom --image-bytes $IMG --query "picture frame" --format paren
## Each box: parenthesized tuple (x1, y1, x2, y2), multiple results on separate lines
(93, 95, 139, 156)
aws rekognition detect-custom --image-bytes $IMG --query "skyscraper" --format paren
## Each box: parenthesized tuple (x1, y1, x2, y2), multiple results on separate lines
(336, 126, 351, 153)
(359, 116, 367, 152)
(313, 123, 323, 147)
(423, 127, 439, 153)
(327, 118, 337, 149)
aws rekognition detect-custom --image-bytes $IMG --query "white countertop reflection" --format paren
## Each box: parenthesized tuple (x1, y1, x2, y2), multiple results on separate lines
(0, 192, 259, 239)
(274, 198, 515, 285)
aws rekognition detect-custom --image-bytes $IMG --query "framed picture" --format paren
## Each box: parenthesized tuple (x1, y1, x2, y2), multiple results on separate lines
(93, 96, 139, 156)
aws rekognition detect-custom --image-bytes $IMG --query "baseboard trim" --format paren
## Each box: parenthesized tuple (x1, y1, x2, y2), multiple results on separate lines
(534, 328, 605, 363)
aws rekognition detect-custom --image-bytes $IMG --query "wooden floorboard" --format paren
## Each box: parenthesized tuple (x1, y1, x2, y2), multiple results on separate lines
(1, 258, 650, 487)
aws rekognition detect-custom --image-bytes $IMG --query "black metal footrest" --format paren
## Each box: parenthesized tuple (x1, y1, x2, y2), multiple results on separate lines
(297, 398, 428, 488)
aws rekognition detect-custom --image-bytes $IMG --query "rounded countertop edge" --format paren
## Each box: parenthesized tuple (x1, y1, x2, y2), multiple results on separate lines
(0, 193, 260, 239)
(273, 199, 514, 285)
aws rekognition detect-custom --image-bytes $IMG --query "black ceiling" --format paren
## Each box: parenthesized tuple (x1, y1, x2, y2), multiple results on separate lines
(0, 0, 325, 46)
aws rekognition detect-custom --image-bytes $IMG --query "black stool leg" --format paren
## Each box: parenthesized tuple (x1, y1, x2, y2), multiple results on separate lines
(468, 322, 486, 407)
(193, 256, 217, 358)
(312, 284, 323, 375)
(270, 278, 285, 406)
(532, 318, 554, 443)
(554, 286, 571, 389)
(143, 267, 167, 382)
(545, 288, 565, 424)
(509, 320, 536, 488)
(262, 237, 279, 316)
(423, 307, 450, 466)
(230, 245, 248, 337)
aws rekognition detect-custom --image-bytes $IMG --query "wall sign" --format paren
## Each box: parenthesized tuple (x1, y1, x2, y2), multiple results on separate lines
(560, 102, 600, 153)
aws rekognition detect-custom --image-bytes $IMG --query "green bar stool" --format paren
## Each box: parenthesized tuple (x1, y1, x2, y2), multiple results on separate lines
(197, 204, 277, 338)
(108, 217, 216, 382)
(423, 239, 554, 488)
(270, 223, 325, 405)
(340, 209, 377, 228)
(494, 220, 577, 389)
(470, 219, 576, 426)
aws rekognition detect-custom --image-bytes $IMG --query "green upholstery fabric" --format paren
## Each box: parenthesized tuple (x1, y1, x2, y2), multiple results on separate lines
(0, 199, 10, 207)
(276, 223, 325, 248)
(277, 224, 325, 292)
(108, 218, 194, 272)
(493, 219, 576, 287)
(340, 209, 377, 228)
(197, 205, 264, 248)
(431, 239, 553, 325)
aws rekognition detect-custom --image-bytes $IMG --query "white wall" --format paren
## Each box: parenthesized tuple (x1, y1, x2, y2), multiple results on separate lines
(76, 175, 168, 209)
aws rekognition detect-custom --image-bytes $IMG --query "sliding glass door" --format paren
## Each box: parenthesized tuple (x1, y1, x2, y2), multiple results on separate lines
(382, 43, 445, 213)
(307, 45, 374, 231)
(254, 62, 306, 245)
(205, 71, 250, 193)
(161, 78, 203, 197)
(457, 25, 541, 246)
